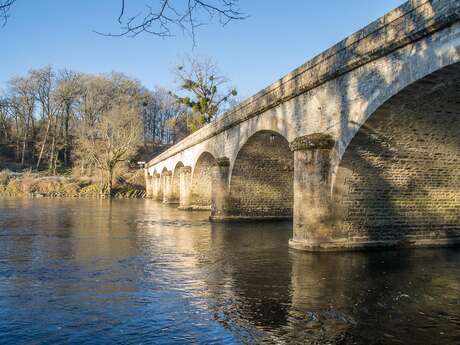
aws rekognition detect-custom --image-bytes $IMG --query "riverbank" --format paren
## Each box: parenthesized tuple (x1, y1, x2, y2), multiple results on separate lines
(0, 169, 145, 199)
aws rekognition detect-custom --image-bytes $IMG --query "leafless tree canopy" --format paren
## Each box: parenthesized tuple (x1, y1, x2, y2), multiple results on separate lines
(0, 66, 186, 175)
(173, 55, 237, 131)
(100, 0, 246, 43)
(0, 0, 16, 26)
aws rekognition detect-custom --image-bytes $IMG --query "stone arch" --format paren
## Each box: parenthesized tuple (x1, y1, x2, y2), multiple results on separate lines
(172, 161, 184, 203)
(160, 167, 169, 178)
(191, 152, 217, 208)
(332, 62, 460, 244)
(334, 30, 460, 166)
(229, 130, 294, 219)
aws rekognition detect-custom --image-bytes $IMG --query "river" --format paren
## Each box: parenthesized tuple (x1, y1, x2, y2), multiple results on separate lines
(0, 198, 459, 344)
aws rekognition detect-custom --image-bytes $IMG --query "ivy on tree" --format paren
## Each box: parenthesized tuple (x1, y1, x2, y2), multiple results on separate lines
(173, 56, 237, 132)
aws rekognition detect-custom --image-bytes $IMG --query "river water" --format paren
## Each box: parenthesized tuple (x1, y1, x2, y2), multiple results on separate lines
(0, 198, 459, 344)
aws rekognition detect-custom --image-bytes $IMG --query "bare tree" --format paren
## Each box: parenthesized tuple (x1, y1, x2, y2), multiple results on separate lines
(141, 87, 184, 146)
(0, 94, 12, 143)
(1, 59, 238, 178)
(75, 74, 143, 196)
(98, 0, 246, 44)
(78, 105, 142, 196)
(30, 66, 59, 170)
(0, 0, 15, 27)
(174, 55, 237, 131)
(54, 70, 81, 167)
(8, 76, 35, 166)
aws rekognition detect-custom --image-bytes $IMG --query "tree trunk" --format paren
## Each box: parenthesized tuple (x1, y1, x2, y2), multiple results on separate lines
(64, 105, 70, 166)
(20, 132, 27, 167)
(49, 135, 56, 172)
(107, 167, 113, 197)
(48, 115, 58, 172)
(36, 117, 51, 169)
(0, 119, 8, 143)
(99, 168, 105, 197)
(53, 151, 59, 175)
(14, 116, 20, 161)
(30, 116, 35, 153)
(20, 112, 32, 167)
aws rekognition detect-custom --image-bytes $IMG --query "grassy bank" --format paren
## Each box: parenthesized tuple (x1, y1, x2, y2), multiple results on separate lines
(0, 169, 146, 199)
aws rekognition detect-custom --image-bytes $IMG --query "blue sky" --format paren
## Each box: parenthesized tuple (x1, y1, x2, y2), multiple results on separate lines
(2, 0, 405, 99)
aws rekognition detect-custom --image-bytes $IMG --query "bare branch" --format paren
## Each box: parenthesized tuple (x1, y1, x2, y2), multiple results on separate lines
(96, 0, 247, 45)
(0, 0, 16, 27)
(118, 0, 125, 24)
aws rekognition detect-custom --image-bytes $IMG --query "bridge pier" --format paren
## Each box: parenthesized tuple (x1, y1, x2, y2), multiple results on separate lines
(145, 171, 153, 198)
(178, 166, 193, 210)
(288, 134, 342, 251)
(210, 158, 231, 221)
(151, 174, 162, 201)
(162, 171, 175, 204)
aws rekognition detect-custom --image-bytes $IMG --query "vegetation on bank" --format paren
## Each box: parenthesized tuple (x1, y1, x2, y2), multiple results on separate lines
(0, 169, 145, 199)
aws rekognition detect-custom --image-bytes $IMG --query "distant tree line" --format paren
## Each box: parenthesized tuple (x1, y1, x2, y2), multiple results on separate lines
(0, 66, 185, 194)
(0, 57, 237, 193)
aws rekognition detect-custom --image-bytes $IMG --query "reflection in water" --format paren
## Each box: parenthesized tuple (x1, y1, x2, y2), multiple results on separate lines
(0, 198, 459, 344)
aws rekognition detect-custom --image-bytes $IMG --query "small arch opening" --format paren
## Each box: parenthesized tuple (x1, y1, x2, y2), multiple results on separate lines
(191, 152, 217, 209)
(229, 130, 294, 219)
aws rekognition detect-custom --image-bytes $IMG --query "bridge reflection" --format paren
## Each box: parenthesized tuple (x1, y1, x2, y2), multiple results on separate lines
(136, 204, 460, 343)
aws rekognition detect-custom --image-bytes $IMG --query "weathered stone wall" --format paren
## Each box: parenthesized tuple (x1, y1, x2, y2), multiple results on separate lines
(229, 132, 294, 218)
(332, 63, 460, 244)
(191, 152, 216, 208)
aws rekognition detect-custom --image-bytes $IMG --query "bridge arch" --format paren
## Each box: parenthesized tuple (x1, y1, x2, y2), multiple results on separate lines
(172, 161, 184, 203)
(228, 130, 294, 219)
(332, 62, 460, 243)
(334, 29, 460, 166)
(160, 167, 169, 177)
(191, 151, 217, 208)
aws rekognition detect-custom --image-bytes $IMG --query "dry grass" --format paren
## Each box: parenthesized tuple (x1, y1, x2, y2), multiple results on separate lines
(0, 169, 145, 199)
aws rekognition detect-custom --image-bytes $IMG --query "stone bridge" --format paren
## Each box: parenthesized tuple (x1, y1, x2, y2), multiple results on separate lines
(145, 0, 460, 251)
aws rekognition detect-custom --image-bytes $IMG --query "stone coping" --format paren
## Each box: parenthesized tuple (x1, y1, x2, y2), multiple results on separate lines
(147, 0, 460, 168)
